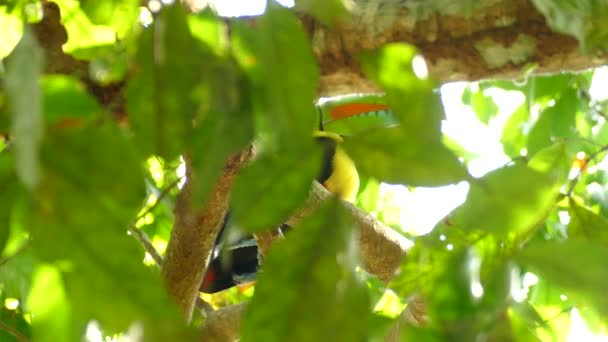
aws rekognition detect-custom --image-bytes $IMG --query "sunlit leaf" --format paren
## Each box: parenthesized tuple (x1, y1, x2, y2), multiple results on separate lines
(449, 163, 558, 238)
(126, 4, 202, 160)
(27, 264, 80, 342)
(343, 127, 468, 186)
(242, 199, 369, 341)
(0, 5, 23, 58)
(569, 200, 608, 246)
(231, 149, 321, 231)
(79, 0, 138, 37)
(518, 239, 608, 317)
(501, 104, 530, 158)
(42, 75, 103, 124)
(29, 122, 191, 339)
(257, 2, 318, 152)
(461, 84, 499, 125)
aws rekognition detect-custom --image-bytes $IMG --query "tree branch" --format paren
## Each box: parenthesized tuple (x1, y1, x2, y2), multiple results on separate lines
(302, 0, 606, 96)
(161, 146, 254, 322)
(200, 181, 413, 340)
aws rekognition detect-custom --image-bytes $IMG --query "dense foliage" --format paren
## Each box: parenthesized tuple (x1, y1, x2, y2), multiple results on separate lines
(1, 0, 608, 341)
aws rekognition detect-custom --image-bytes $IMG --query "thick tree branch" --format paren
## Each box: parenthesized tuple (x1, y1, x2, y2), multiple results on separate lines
(161, 146, 254, 322)
(304, 0, 608, 96)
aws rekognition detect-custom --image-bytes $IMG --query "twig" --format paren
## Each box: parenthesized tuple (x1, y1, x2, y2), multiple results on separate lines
(0, 320, 30, 342)
(129, 177, 182, 268)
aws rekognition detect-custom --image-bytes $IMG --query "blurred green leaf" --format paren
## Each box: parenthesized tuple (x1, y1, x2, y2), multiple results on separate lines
(449, 163, 558, 238)
(188, 9, 228, 56)
(231, 149, 321, 232)
(242, 199, 370, 341)
(53, 0, 117, 59)
(126, 4, 202, 160)
(462, 84, 499, 125)
(568, 200, 608, 246)
(360, 43, 440, 141)
(256, 2, 318, 152)
(4, 25, 43, 191)
(29, 122, 191, 339)
(501, 104, 529, 158)
(0, 248, 36, 300)
(80, 0, 138, 37)
(530, 0, 608, 52)
(527, 88, 579, 157)
(294, 0, 350, 26)
(27, 264, 81, 342)
(343, 126, 468, 186)
(42, 75, 103, 124)
(518, 239, 608, 317)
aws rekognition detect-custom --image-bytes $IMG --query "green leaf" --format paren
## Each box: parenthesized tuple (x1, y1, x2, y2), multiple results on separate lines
(360, 43, 440, 141)
(53, 0, 117, 59)
(257, 2, 318, 152)
(231, 149, 321, 232)
(79, 0, 138, 37)
(27, 264, 81, 342)
(0, 152, 17, 255)
(4, 25, 43, 191)
(461, 84, 499, 125)
(126, 4, 202, 160)
(568, 200, 608, 246)
(527, 88, 579, 157)
(190, 62, 254, 204)
(449, 163, 558, 238)
(0, 249, 36, 300)
(500, 104, 529, 158)
(530, 0, 608, 52)
(29, 122, 190, 339)
(343, 127, 468, 186)
(293, 0, 350, 26)
(188, 9, 228, 56)
(242, 199, 370, 342)
(42, 75, 103, 124)
(517, 239, 608, 317)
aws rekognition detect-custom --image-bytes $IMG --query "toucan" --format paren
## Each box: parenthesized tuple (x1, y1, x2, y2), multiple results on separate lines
(200, 96, 394, 293)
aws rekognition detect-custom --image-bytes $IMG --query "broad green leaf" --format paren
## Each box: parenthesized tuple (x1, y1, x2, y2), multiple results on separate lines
(518, 239, 608, 317)
(527, 88, 579, 157)
(126, 4, 202, 160)
(188, 9, 228, 56)
(294, 0, 350, 26)
(500, 104, 529, 158)
(527, 142, 571, 184)
(0, 5, 23, 58)
(343, 127, 468, 186)
(360, 43, 439, 141)
(53, 0, 116, 59)
(27, 264, 81, 342)
(4, 25, 43, 191)
(257, 2, 318, 152)
(79, 0, 138, 37)
(530, 0, 608, 52)
(190, 62, 254, 204)
(242, 199, 369, 342)
(461, 84, 499, 125)
(568, 200, 608, 246)
(0, 249, 36, 300)
(231, 149, 321, 231)
(42, 75, 103, 124)
(30, 122, 190, 339)
(449, 163, 558, 238)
